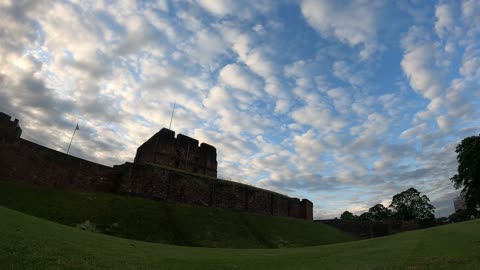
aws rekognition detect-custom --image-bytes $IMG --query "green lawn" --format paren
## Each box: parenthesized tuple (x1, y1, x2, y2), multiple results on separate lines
(1, 205, 479, 270)
(0, 180, 354, 248)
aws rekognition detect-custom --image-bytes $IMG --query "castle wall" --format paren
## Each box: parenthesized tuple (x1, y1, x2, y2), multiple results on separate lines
(0, 138, 118, 192)
(115, 162, 313, 220)
(300, 199, 314, 220)
(272, 196, 290, 216)
(0, 112, 313, 221)
(0, 139, 313, 220)
(288, 198, 300, 218)
(212, 181, 247, 211)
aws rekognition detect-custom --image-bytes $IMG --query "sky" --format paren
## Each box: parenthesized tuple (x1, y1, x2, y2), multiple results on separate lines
(1, 0, 479, 219)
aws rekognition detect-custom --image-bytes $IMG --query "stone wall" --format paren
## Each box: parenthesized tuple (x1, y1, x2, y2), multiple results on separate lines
(134, 128, 217, 177)
(115, 162, 313, 219)
(0, 112, 313, 221)
(0, 138, 118, 192)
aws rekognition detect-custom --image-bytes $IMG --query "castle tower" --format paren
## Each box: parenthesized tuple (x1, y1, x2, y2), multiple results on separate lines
(134, 128, 217, 177)
(0, 112, 22, 141)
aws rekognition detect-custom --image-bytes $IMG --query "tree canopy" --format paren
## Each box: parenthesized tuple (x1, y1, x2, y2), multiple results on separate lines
(340, 211, 357, 221)
(451, 134, 480, 210)
(389, 188, 435, 221)
(368, 204, 391, 221)
(341, 188, 436, 223)
(358, 212, 372, 221)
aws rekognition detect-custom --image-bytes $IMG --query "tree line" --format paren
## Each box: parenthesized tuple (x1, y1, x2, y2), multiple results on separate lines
(339, 187, 435, 224)
(339, 133, 480, 223)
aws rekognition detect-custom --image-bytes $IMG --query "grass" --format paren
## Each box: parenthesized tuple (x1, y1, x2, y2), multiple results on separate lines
(1, 205, 479, 269)
(0, 180, 354, 248)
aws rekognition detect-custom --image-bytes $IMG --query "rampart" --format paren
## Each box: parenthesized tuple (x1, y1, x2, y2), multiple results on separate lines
(0, 112, 313, 220)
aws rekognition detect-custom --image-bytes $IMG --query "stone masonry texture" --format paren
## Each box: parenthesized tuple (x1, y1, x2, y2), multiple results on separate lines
(0, 112, 313, 220)
(134, 128, 217, 177)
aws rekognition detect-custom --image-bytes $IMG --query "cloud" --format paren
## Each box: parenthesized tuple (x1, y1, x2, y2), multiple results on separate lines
(401, 35, 443, 101)
(196, 0, 271, 19)
(258, 173, 344, 195)
(461, 0, 480, 25)
(435, 3, 454, 38)
(291, 91, 347, 132)
(326, 88, 352, 115)
(300, 0, 382, 60)
(196, 0, 235, 17)
(202, 85, 274, 137)
(460, 49, 480, 80)
(293, 129, 324, 170)
(215, 22, 293, 112)
(332, 61, 364, 87)
(219, 63, 260, 95)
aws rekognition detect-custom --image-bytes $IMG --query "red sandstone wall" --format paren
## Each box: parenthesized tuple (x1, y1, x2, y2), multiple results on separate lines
(299, 199, 313, 220)
(0, 139, 118, 192)
(115, 162, 313, 220)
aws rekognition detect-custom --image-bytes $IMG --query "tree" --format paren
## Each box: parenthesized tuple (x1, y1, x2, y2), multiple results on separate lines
(358, 212, 373, 221)
(389, 188, 435, 221)
(451, 134, 480, 211)
(340, 211, 357, 221)
(368, 204, 392, 221)
(448, 209, 469, 222)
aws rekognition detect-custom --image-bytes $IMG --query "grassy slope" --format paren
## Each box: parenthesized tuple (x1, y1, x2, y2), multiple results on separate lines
(1, 206, 479, 270)
(0, 180, 354, 248)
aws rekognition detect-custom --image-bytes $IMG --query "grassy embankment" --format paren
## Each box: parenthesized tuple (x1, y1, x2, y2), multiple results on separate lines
(0, 180, 354, 248)
(1, 205, 479, 270)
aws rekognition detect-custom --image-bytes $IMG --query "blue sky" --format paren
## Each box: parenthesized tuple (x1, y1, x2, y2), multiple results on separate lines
(1, 0, 479, 219)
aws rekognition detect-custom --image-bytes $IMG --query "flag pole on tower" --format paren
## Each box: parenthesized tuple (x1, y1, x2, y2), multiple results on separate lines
(169, 101, 176, 130)
(67, 123, 79, 155)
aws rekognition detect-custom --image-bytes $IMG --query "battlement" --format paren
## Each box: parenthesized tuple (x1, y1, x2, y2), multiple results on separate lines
(134, 128, 217, 177)
(0, 112, 22, 141)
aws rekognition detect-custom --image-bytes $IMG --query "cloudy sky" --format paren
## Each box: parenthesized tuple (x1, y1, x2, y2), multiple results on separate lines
(1, 0, 479, 219)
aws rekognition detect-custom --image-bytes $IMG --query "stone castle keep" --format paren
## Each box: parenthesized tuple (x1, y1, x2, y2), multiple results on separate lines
(134, 128, 217, 177)
(0, 112, 313, 220)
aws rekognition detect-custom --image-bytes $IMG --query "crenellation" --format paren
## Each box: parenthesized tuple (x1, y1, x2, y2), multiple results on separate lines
(200, 143, 217, 177)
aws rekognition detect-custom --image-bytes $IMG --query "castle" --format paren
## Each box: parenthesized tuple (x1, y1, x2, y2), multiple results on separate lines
(0, 112, 313, 220)
(134, 128, 217, 177)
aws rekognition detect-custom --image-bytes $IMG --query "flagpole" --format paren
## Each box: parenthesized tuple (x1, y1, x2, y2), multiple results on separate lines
(169, 101, 176, 130)
(67, 124, 79, 155)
